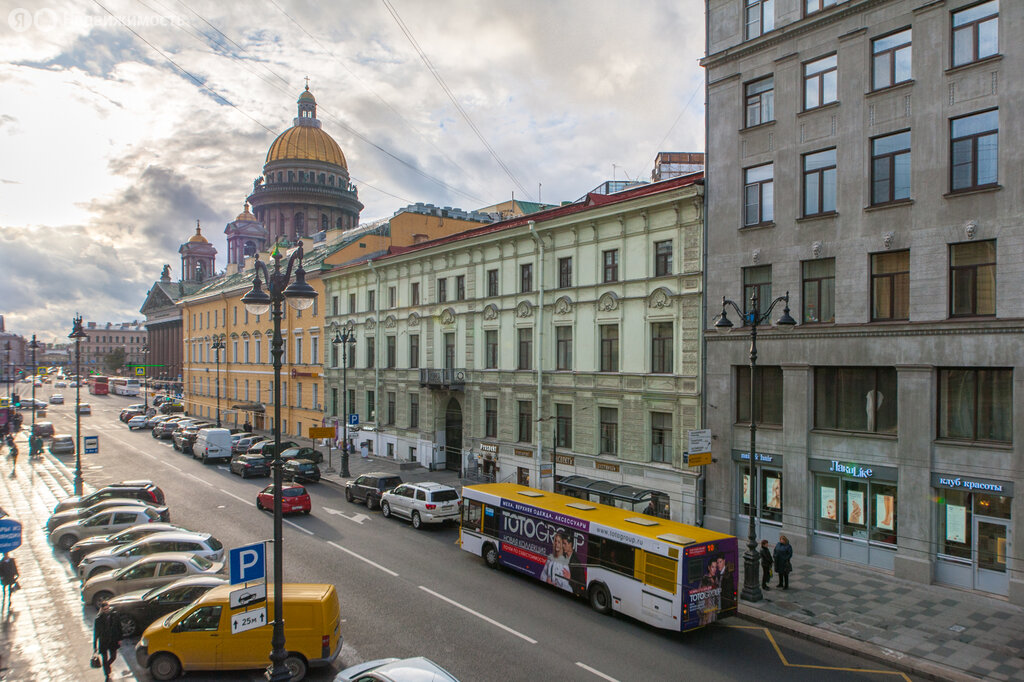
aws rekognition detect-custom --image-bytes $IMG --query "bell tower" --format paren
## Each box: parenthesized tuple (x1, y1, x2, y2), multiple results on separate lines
(179, 221, 217, 282)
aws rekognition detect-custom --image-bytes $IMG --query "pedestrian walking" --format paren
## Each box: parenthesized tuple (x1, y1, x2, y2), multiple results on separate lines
(0, 552, 18, 610)
(243, 418, 252, 433)
(758, 539, 774, 590)
(772, 534, 794, 590)
(7, 438, 17, 473)
(92, 601, 122, 680)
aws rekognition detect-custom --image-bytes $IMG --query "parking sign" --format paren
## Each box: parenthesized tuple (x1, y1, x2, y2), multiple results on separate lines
(229, 542, 266, 585)
(348, 414, 359, 426)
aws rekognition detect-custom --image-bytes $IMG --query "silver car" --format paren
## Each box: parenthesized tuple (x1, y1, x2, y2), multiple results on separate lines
(48, 498, 162, 533)
(78, 531, 225, 581)
(50, 506, 165, 550)
(334, 657, 460, 682)
(82, 552, 225, 609)
(380, 482, 462, 529)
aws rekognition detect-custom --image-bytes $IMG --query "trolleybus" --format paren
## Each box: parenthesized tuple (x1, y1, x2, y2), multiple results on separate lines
(460, 483, 738, 632)
(109, 377, 141, 396)
(88, 375, 109, 395)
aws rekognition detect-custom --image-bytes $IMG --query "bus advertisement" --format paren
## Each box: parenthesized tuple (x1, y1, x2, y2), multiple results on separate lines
(88, 376, 109, 395)
(460, 483, 738, 632)
(109, 378, 141, 397)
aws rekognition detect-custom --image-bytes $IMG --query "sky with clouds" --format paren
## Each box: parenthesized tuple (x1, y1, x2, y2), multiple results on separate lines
(0, 0, 706, 344)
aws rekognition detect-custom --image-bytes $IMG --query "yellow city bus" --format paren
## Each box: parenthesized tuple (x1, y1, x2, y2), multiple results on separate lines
(460, 483, 738, 632)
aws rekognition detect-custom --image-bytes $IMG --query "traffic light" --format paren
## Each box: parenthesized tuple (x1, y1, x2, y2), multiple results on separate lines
(11, 394, 19, 407)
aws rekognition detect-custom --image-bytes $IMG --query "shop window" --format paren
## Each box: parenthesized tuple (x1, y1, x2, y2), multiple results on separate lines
(736, 365, 783, 426)
(741, 465, 783, 523)
(814, 366, 897, 434)
(938, 368, 1012, 443)
(814, 475, 897, 546)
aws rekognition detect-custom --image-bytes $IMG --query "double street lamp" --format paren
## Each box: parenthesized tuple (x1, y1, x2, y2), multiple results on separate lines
(211, 340, 226, 427)
(240, 245, 317, 682)
(69, 315, 88, 496)
(141, 344, 150, 411)
(27, 335, 39, 456)
(331, 325, 356, 478)
(714, 288, 795, 603)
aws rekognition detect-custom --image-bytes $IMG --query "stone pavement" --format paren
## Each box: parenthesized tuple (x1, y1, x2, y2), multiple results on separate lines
(0, 431, 131, 681)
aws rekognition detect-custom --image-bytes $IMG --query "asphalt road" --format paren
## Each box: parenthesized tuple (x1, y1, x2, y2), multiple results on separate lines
(39, 391, 922, 682)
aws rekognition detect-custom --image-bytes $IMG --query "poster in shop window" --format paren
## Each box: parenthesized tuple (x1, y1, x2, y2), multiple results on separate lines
(820, 486, 837, 520)
(875, 494, 895, 530)
(742, 474, 750, 505)
(765, 476, 781, 509)
(946, 504, 967, 543)
(846, 489, 865, 526)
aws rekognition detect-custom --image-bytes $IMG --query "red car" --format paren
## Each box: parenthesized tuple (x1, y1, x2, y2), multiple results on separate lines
(256, 484, 311, 515)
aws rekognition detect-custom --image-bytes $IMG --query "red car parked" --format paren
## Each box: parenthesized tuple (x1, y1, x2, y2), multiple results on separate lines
(256, 484, 311, 515)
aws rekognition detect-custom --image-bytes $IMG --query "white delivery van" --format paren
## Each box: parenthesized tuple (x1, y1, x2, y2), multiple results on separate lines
(193, 428, 232, 463)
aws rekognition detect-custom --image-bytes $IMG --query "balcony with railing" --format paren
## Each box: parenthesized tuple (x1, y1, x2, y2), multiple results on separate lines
(419, 368, 466, 391)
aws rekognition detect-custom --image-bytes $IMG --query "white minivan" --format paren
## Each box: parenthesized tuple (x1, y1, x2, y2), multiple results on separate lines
(193, 428, 232, 463)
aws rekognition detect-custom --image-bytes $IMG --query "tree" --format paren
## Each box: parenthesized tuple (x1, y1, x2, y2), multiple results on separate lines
(103, 348, 127, 375)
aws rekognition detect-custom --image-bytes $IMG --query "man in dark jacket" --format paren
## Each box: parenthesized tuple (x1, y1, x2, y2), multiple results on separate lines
(759, 539, 774, 590)
(93, 601, 123, 680)
(0, 552, 18, 610)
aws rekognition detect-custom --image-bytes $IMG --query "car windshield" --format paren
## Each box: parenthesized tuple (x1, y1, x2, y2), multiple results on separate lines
(431, 490, 460, 502)
(282, 488, 306, 498)
(163, 606, 189, 627)
(190, 555, 214, 570)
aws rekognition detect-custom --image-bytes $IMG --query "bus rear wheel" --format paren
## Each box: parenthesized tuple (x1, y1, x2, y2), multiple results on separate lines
(589, 582, 612, 615)
(483, 543, 499, 569)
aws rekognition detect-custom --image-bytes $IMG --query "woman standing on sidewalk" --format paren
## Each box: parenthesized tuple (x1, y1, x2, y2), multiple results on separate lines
(773, 535, 793, 590)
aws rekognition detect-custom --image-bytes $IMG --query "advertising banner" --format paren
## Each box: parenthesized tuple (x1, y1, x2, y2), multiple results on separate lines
(498, 498, 588, 595)
(683, 540, 739, 629)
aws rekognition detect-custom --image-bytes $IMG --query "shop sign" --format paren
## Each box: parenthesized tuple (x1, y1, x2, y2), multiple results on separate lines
(480, 443, 498, 454)
(554, 453, 574, 466)
(514, 448, 533, 459)
(829, 461, 874, 478)
(931, 473, 1013, 496)
(595, 461, 619, 472)
(731, 450, 779, 464)
(809, 459, 898, 481)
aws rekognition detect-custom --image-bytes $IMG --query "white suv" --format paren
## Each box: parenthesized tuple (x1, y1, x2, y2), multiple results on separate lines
(380, 482, 461, 529)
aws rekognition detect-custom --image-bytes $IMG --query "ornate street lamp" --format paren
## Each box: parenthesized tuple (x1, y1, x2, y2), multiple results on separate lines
(331, 325, 356, 478)
(714, 288, 795, 603)
(68, 315, 88, 495)
(4, 342, 10, 401)
(212, 340, 226, 427)
(141, 344, 150, 411)
(241, 245, 316, 682)
(27, 335, 39, 456)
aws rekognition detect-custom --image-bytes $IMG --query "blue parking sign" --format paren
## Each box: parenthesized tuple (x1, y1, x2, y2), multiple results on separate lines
(0, 519, 22, 553)
(348, 414, 359, 426)
(229, 542, 266, 585)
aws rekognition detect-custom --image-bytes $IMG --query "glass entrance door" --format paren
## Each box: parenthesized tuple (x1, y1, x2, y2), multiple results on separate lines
(974, 518, 1010, 595)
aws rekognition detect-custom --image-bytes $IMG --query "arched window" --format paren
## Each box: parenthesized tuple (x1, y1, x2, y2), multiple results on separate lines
(328, 175, 334, 186)
(319, 173, 326, 184)
(287, 171, 294, 183)
(336, 217, 344, 229)
(294, 212, 305, 237)
(277, 172, 282, 182)
(243, 241, 257, 257)
(321, 214, 329, 230)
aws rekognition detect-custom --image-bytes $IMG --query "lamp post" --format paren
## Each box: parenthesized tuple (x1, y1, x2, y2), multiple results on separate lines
(212, 340, 225, 427)
(331, 325, 356, 478)
(714, 288, 795, 603)
(28, 335, 39, 454)
(69, 315, 88, 495)
(141, 344, 150, 411)
(241, 245, 317, 682)
(4, 342, 10, 401)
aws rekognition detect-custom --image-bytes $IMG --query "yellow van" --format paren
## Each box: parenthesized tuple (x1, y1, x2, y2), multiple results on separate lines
(136, 583, 342, 681)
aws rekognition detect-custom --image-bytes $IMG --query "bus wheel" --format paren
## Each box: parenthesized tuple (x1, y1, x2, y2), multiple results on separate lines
(589, 582, 612, 615)
(483, 543, 499, 569)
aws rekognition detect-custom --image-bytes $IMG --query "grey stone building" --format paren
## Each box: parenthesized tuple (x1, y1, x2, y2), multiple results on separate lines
(703, 0, 1022, 603)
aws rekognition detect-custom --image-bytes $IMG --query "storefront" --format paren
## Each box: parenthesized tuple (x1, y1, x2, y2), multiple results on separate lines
(810, 459, 897, 570)
(733, 450, 784, 544)
(932, 473, 1013, 597)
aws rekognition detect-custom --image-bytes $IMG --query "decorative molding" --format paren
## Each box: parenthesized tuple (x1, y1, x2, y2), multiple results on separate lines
(597, 292, 619, 312)
(752, 249, 761, 264)
(482, 304, 498, 320)
(883, 231, 894, 250)
(440, 307, 456, 326)
(553, 296, 573, 315)
(515, 301, 533, 318)
(648, 287, 672, 309)
(408, 312, 420, 327)
(364, 317, 376, 330)
(384, 314, 397, 329)
(963, 220, 977, 240)
(812, 241, 823, 258)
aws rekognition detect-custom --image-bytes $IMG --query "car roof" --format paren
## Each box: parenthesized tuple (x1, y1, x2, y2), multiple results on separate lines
(53, 434, 73, 439)
(408, 482, 456, 491)
(363, 471, 398, 478)
(129, 551, 210, 564)
(127, 530, 211, 543)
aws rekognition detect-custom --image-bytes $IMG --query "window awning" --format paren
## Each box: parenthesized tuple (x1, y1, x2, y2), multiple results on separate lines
(230, 402, 265, 413)
(557, 475, 658, 505)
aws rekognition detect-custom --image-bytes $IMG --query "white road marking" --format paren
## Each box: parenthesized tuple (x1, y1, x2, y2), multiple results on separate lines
(327, 541, 398, 576)
(322, 507, 369, 524)
(575, 662, 619, 682)
(186, 473, 214, 487)
(165, 463, 181, 472)
(417, 586, 537, 644)
(284, 519, 314, 535)
(220, 489, 249, 504)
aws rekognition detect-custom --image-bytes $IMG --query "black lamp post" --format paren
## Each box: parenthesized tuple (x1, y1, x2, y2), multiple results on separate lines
(141, 344, 150, 411)
(4, 342, 10, 401)
(714, 288, 795, 603)
(241, 245, 317, 682)
(69, 315, 88, 495)
(27, 335, 39, 455)
(212, 340, 225, 427)
(331, 325, 356, 478)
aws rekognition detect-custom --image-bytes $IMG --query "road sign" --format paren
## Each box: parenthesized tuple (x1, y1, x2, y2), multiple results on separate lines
(687, 429, 712, 455)
(230, 606, 267, 634)
(229, 583, 266, 609)
(229, 542, 266, 585)
(540, 462, 552, 478)
(84, 436, 99, 454)
(135, 367, 145, 376)
(687, 451, 713, 467)
(0, 519, 22, 552)
(347, 414, 359, 426)
(309, 426, 335, 439)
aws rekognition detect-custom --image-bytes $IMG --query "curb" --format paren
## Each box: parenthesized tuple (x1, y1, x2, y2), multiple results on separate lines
(739, 608, 982, 682)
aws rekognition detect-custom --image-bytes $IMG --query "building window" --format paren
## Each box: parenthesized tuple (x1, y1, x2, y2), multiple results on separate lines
(950, 240, 996, 317)
(743, 163, 774, 226)
(409, 393, 419, 429)
(950, 109, 998, 192)
(332, 388, 338, 416)
(802, 258, 835, 323)
(386, 336, 396, 369)
(803, 54, 837, 110)
(367, 290, 375, 312)
(558, 257, 572, 288)
(437, 278, 447, 303)
(456, 275, 466, 301)
(555, 326, 572, 371)
(387, 392, 396, 425)
(517, 328, 533, 371)
(295, 338, 303, 365)
(485, 398, 498, 438)
(736, 365, 783, 425)
(332, 296, 339, 316)
(939, 368, 1012, 443)
(484, 330, 498, 369)
(599, 407, 618, 456)
(444, 333, 455, 370)
(871, 250, 910, 321)
(649, 241, 673, 279)
(366, 337, 375, 369)
(520, 264, 533, 293)
(517, 400, 532, 443)
(484, 269, 497, 297)
(814, 367, 898, 434)
(871, 131, 911, 205)
(745, 76, 774, 128)
(349, 293, 356, 313)
(388, 286, 396, 308)
(311, 337, 319, 364)
(745, 0, 774, 40)
(952, 1, 998, 68)
(296, 383, 302, 408)
(743, 265, 772, 314)
(599, 324, 618, 372)
(366, 390, 375, 422)
(650, 322, 673, 374)
(602, 250, 619, 283)
(803, 148, 837, 216)
(872, 28, 911, 90)
(555, 403, 572, 449)
(411, 282, 420, 306)
(408, 334, 419, 369)
(805, 0, 846, 15)
(651, 412, 672, 463)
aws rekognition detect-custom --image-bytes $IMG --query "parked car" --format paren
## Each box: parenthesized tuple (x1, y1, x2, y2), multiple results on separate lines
(282, 459, 321, 484)
(49, 506, 167, 550)
(78, 531, 225, 581)
(48, 498, 169, 533)
(107, 575, 228, 637)
(193, 428, 232, 463)
(121, 405, 147, 422)
(49, 394, 65, 404)
(334, 657, 459, 682)
(158, 402, 185, 414)
(127, 415, 149, 430)
(145, 414, 171, 428)
(381, 482, 462, 529)
(232, 434, 266, 455)
(49, 434, 75, 455)
(53, 481, 165, 514)
(69, 522, 185, 566)
(82, 552, 225, 609)
(345, 472, 403, 510)
(229, 454, 269, 479)
(279, 446, 324, 464)
(172, 424, 212, 454)
(256, 484, 311, 515)
(152, 418, 188, 439)
(54, 381, 67, 388)
(248, 439, 300, 457)
(76, 403, 91, 415)
(32, 421, 55, 438)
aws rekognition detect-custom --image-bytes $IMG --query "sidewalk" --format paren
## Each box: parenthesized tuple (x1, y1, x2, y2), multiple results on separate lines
(0, 432, 131, 680)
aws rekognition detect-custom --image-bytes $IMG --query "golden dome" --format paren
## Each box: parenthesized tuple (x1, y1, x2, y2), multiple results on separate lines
(298, 89, 315, 102)
(235, 202, 256, 222)
(266, 125, 347, 168)
(188, 224, 209, 243)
